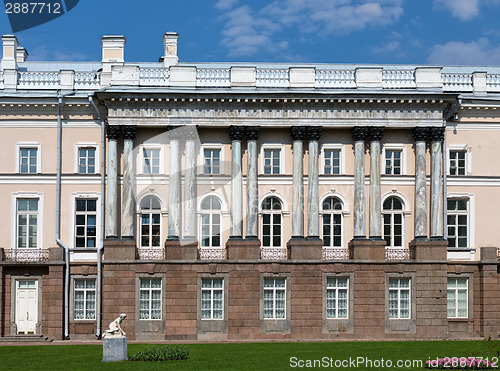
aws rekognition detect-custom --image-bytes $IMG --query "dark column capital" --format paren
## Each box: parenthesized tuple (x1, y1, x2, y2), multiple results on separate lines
(412, 127, 429, 142)
(307, 126, 322, 141)
(290, 126, 308, 141)
(166, 125, 184, 141)
(122, 125, 136, 141)
(428, 127, 445, 142)
(352, 126, 367, 142)
(183, 125, 198, 141)
(105, 125, 121, 140)
(368, 126, 384, 142)
(245, 126, 260, 141)
(229, 125, 245, 141)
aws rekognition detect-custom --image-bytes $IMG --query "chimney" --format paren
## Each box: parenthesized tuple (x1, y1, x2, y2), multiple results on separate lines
(162, 32, 179, 67)
(101, 35, 125, 67)
(1, 34, 19, 70)
(16, 46, 28, 63)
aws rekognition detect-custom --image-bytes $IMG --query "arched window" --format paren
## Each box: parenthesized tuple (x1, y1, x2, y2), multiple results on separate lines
(200, 196, 222, 248)
(140, 196, 161, 248)
(322, 197, 343, 247)
(383, 197, 404, 247)
(261, 197, 282, 247)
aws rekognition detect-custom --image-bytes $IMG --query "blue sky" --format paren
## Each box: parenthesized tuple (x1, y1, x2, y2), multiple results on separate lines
(1, 0, 500, 65)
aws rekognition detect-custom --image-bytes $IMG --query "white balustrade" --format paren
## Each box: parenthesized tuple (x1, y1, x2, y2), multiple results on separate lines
(74, 71, 101, 89)
(385, 247, 413, 260)
(0, 71, 3, 89)
(137, 247, 165, 260)
(196, 68, 230, 87)
(315, 69, 356, 88)
(199, 247, 227, 260)
(322, 247, 350, 260)
(18, 71, 60, 89)
(139, 67, 170, 86)
(261, 247, 288, 260)
(256, 68, 289, 87)
(382, 69, 416, 88)
(442, 73, 473, 91)
(6, 248, 48, 262)
(487, 74, 500, 92)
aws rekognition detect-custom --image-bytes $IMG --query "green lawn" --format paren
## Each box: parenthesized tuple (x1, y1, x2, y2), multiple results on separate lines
(0, 340, 499, 370)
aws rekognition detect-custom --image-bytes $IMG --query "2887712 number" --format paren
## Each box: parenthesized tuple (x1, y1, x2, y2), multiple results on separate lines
(5, 2, 61, 14)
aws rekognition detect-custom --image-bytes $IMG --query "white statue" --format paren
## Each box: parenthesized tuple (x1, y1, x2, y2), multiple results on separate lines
(103, 313, 127, 337)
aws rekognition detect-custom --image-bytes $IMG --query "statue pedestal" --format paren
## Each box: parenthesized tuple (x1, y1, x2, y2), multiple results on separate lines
(102, 335, 128, 362)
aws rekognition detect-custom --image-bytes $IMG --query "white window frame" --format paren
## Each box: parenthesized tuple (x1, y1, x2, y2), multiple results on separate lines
(200, 144, 224, 175)
(263, 277, 287, 319)
(321, 196, 344, 248)
(447, 145, 471, 176)
(326, 277, 349, 319)
(260, 196, 284, 248)
(447, 194, 474, 249)
(11, 193, 44, 250)
(200, 278, 224, 320)
(73, 278, 96, 320)
(139, 195, 163, 248)
(70, 193, 101, 249)
(140, 144, 164, 175)
(447, 277, 468, 319)
(199, 195, 223, 248)
(16, 143, 41, 174)
(74, 143, 99, 174)
(139, 278, 162, 320)
(382, 196, 405, 248)
(260, 144, 284, 175)
(321, 144, 345, 175)
(388, 277, 411, 319)
(382, 144, 407, 175)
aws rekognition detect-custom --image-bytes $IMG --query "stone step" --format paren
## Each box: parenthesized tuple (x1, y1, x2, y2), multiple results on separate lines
(0, 334, 53, 343)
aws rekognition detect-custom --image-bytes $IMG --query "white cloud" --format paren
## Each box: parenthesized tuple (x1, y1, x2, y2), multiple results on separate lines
(372, 41, 400, 54)
(427, 37, 500, 65)
(28, 44, 89, 61)
(433, 0, 479, 20)
(215, 0, 239, 10)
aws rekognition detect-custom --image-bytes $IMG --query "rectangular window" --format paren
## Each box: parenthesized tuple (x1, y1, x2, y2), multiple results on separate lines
(263, 149, 280, 175)
(78, 147, 96, 174)
(324, 149, 341, 175)
(203, 149, 221, 175)
(19, 148, 38, 174)
(143, 148, 160, 174)
(388, 278, 410, 319)
(139, 278, 162, 320)
(449, 150, 466, 176)
(75, 199, 97, 248)
(326, 277, 348, 319)
(385, 150, 402, 175)
(201, 278, 223, 320)
(263, 278, 286, 319)
(447, 199, 468, 248)
(74, 279, 96, 320)
(17, 198, 39, 248)
(447, 278, 468, 318)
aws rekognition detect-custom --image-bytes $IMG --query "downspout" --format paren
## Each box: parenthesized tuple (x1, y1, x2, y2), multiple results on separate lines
(56, 91, 75, 340)
(89, 95, 106, 339)
(442, 98, 462, 241)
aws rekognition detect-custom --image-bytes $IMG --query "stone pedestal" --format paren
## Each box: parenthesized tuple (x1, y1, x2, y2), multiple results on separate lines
(226, 239, 261, 260)
(104, 240, 136, 261)
(165, 240, 198, 260)
(348, 239, 386, 260)
(409, 239, 448, 260)
(102, 335, 127, 362)
(287, 239, 323, 260)
(49, 247, 64, 261)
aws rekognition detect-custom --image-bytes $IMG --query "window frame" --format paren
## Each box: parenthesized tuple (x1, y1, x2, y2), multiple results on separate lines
(140, 144, 164, 175)
(70, 193, 101, 249)
(382, 144, 407, 175)
(447, 277, 469, 319)
(138, 277, 163, 321)
(16, 143, 41, 174)
(72, 277, 97, 321)
(382, 196, 405, 248)
(447, 196, 473, 249)
(139, 195, 163, 249)
(260, 196, 284, 248)
(321, 144, 345, 175)
(200, 145, 224, 175)
(260, 144, 284, 175)
(447, 145, 471, 176)
(321, 196, 344, 248)
(199, 195, 223, 248)
(387, 277, 412, 320)
(11, 193, 44, 251)
(326, 276, 349, 319)
(200, 277, 224, 320)
(74, 143, 99, 174)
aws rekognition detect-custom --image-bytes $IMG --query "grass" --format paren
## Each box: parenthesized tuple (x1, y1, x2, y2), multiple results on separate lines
(0, 340, 499, 370)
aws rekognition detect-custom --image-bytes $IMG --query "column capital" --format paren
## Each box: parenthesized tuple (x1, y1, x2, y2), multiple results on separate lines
(245, 126, 260, 141)
(184, 125, 198, 140)
(122, 125, 136, 141)
(307, 126, 322, 141)
(368, 126, 384, 142)
(352, 126, 367, 142)
(428, 127, 445, 142)
(290, 125, 308, 141)
(412, 126, 429, 142)
(106, 125, 121, 140)
(167, 125, 183, 141)
(229, 125, 245, 141)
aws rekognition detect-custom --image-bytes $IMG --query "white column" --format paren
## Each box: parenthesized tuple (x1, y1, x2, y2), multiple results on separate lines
(307, 126, 321, 238)
(368, 127, 384, 239)
(229, 126, 244, 239)
(412, 127, 429, 239)
(183, 127, 197, 239)
(121, 125, 136, 239)
(352, 127, 367, 239)
(105, 125, 120, 239)
(168, 128, 181, 239)
(290, 126, 307, 238)
(430, 127, 445, 238)
(245, 126, 260, 239)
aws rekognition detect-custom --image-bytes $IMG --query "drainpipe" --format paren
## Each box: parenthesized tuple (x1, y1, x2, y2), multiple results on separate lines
(89, 95, 106, 339)
(442, 98, 462, 241)
(56, 91, 75, 340)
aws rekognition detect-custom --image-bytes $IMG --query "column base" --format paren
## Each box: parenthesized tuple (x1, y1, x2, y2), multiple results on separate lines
(226, 239, 261, 260)
(165, 240, 198, 260)
(348, 239, 386, 260)
(409, 239, 448, 260)
(287, 239, 323, 260)
(103, 240, 136, 261)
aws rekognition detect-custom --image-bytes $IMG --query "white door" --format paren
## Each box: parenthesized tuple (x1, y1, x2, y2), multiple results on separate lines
(16, 280, 38, 334)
